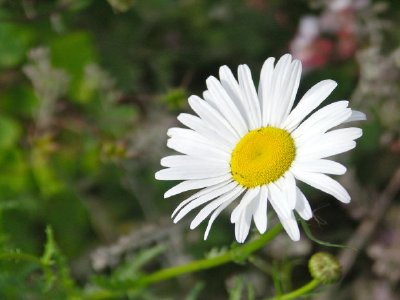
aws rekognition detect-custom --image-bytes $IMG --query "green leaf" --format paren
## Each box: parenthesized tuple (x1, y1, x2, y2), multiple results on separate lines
(0, 149, 28, 196)
(97, 106, 136, 137)
(228, 276, 244, 300)
(112, 245, 166, 281)
(162, 88, 188, 110)
(247, 283, 255, 300)
(0, 86, 39, 118)
(40, 225, 77, 294)
(43, 191, 90, 257)
(30, 140, 64, 197)
(0, 116, 20, 149)
(185, 282, 205, 300)
(66, 0, 94, 11)
(41, 226, 57, 291)
(41, 226, 56, 266)
(0, 14, 35, 68)
(50, 32, 98, 101)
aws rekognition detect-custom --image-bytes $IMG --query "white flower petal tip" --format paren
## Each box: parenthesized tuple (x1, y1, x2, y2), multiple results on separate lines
(155, 170, 166, 180)
(346, 110, 367, 122)
(156, 53, 364, 242)
(290, 233, 301, 242)
(295, 188, 313, 220)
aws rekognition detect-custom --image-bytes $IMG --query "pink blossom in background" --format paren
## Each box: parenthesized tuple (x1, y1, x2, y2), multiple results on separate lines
(290, 0, 369, 70)
(290, 16, 333, 70)
(328, 0, 370, 12)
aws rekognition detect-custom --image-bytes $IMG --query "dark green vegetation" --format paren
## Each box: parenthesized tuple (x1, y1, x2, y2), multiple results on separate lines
(0, 0, 399, 299)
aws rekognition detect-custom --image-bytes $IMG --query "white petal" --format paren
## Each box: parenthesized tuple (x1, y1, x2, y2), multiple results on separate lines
(167, 127, 231, 153)
(206, 76, 248, 135)
(202, 89, 217, 109)
(155, 165, 229, 181)
(292, 159, 346, 175)
(173, 181, 238, 222)
(292, 101, 351, 141)
(204, 197, 235, 240)
(295, 187, 313, 220)
(219, 65, 250, 128)
(190, 185, 244, 230)
(296, 127, 362, 160)
(280, 212, 300, 241)
(292, 170, 351, 203)
(269, 54, 292, 126)
(234, 202, 254, 243)
(268, 181, 291, 219)
(177, 113, 235, 147)
(160, 155, 227, 168)
(171, 180, 231, 218)
(297, 141, 356, 161)
(281, 60, 302, 121)
(167, 137, 230, 161)
(230, 187, 260, 223)
(268, 179, 300, 240)
(253, 186, 268, 234)
(259, 57, 276, 126)
(272, 57, 303, 126)
(283, 80, 338, 131)
(344, 110, 367, 123)
(164, 174, 232, 198)
(283, 172, 297, 209)
(238, 64, 262, 129)
(188, 95, 240, 141)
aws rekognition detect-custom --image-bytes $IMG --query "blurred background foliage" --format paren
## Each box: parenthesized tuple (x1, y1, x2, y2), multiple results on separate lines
(0, 0, 399, 299)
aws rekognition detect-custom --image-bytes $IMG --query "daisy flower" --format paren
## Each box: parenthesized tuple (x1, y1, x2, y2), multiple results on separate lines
(156, 54, 365, 243)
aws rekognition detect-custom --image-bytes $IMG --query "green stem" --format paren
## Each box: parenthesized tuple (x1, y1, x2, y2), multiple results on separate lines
(271, 261, 283, 296)
(268, 279, 320, 300)
(87, 224, 283, 299)
(136, 223, 283, 287)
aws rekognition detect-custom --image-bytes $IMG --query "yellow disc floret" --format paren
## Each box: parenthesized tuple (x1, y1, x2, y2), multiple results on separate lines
(230, 127, 296, 188)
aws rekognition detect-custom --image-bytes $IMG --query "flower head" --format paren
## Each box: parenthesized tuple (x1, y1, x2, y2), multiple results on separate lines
(156, 54, 365, 243)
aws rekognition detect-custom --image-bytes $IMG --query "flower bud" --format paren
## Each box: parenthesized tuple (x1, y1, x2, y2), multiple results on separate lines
(308, 252, 341, 284)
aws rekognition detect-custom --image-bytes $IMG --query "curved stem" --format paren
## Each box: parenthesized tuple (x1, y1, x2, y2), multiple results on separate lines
(136, 223, 283, 287)
(267, 279, 320, 300)
(87, 224, 283, 299)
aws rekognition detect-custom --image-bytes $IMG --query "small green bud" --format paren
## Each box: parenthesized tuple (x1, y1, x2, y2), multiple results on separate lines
(308, 252, 341, 284)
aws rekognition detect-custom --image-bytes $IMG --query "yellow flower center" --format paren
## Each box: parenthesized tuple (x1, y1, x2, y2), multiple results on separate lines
(230, 127, 296, 188)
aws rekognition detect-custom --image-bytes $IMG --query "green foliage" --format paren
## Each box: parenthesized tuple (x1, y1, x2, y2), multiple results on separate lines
(228, 276, 255, 300)
(0, 0, 397, 299)
(185, 282, 205, 300)
(111, 244, 166, 283)
(229, 276, 245, 300)
(162, 87, 187, 111)
(40, 226, 77, 294)
(0, 115, 20, 149)
(0, 13, 35, 68)
(0, 226, 77, 299)
(50, 32, 97, 101)
(92, 245, 165, 290)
